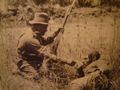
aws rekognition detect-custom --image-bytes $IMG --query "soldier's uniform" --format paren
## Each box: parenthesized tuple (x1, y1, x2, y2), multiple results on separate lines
(16, 12, 74, 80)
(17, 29, 53, 79)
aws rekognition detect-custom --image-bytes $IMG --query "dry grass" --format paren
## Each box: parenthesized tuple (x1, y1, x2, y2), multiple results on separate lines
(0, 7, 120, 90)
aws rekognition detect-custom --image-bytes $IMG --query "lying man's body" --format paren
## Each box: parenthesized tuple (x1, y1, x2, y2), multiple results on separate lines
(70, 51, 112, 90)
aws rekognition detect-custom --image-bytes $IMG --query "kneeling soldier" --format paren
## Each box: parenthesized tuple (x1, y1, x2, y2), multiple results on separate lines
(16, 12, 75, 80)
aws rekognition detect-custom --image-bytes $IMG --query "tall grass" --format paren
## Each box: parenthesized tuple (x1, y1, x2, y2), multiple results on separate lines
(0, 7, 120, 90)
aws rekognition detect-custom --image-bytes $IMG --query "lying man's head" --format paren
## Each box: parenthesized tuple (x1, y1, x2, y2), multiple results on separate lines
(88, 51, 101, 63)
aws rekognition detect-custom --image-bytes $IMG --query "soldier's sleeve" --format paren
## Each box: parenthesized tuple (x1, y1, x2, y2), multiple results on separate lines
(50, 28, 63, 39)
(37, 47, 75, 65)
(42, 36, 54, 45)
(17, 34, 41, 55)
(75, 58, 92, 70)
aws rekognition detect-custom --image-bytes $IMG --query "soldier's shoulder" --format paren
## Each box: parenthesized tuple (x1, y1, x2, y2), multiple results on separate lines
(19, 28, 33, 40)
(17, 28, 34, 47)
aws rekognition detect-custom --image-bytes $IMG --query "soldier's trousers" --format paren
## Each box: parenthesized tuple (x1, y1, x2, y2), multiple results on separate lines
(16, 58, 41, 80)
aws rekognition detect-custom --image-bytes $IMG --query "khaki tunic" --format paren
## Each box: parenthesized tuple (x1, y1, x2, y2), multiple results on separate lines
(17, 29, 73, 79)
(17, 29, 58, 79)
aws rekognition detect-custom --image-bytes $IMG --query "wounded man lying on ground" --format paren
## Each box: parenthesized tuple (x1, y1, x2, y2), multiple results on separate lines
(70, 51, 112, 90)
(16, 12, 76, 80)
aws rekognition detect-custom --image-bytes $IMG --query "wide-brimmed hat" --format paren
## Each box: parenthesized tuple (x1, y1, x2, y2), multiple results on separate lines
(29, 12, 50, 25)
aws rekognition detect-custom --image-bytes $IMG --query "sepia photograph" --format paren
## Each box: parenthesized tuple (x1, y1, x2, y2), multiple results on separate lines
(0, 0, 120, 90)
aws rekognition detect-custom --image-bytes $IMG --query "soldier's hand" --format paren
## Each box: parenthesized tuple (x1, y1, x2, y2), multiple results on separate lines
(58, 27, 64, 33)
(58, 57, 76, 66)
(61, 58, 76, 66)
(74, 61, 84, 69)
(68, 61, 76, 66)
(52, 27, 64, 38)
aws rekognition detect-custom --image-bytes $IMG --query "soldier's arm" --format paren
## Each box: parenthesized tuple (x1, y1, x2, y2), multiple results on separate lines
(74, 58, 91, 70)
(43, 28, 63, 44)
(17, 34, 41, 56)
(37, 48, 75, 66)
(50, 28, 64, 39)
(17, 33, 75, 66)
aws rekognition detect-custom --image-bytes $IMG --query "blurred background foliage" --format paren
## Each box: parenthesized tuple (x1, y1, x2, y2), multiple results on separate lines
(0, 0, 120, 27)
(0, 0, 120, 12)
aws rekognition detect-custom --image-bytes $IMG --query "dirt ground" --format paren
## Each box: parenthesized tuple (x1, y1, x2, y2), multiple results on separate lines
(0, 7, 120, 90)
